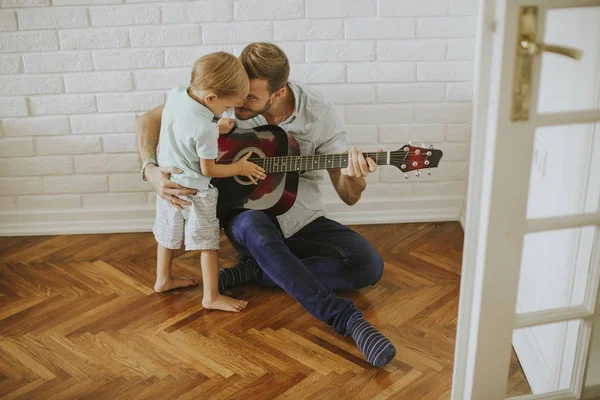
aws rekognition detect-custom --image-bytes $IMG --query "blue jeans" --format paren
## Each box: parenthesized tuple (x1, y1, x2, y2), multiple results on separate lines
(224, 210, 384, 335)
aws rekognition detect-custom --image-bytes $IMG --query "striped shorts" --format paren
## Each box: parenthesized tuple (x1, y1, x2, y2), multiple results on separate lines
(152, 186, 220, 251)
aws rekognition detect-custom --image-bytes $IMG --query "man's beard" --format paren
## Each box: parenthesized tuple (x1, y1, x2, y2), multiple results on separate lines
(234, 98, 272, 120)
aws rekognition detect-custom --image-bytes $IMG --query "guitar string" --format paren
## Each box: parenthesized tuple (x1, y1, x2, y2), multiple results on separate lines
(219, 156, 438, 166)
(225, 159, 436, 172)
(222, 153, 439, 163)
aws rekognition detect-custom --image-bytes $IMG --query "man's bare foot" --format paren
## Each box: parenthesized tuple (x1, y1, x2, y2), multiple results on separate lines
(202, 294, 248, 312)
(154, 277, 197, 293)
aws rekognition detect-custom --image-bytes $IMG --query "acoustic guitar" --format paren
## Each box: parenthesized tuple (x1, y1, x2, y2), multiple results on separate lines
(212, 124, 443, 218)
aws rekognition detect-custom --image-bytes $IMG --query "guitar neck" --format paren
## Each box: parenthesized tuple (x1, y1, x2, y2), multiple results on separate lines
(251, 152, 390, 174)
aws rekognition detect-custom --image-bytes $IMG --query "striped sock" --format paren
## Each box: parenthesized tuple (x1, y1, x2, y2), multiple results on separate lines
(218, 257, 258, 293)
(348, 316, 396, 367)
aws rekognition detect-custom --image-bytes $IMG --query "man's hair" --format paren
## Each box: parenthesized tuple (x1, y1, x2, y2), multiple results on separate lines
(190, 52, 249, 98)
(240, 42, 290, 93)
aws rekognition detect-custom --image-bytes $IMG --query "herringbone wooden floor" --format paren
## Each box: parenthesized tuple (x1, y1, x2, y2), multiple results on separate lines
(0, 222, 531, 399)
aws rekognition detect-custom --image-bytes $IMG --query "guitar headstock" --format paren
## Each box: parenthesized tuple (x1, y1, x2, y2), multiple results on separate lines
(390, 144, 443, 178)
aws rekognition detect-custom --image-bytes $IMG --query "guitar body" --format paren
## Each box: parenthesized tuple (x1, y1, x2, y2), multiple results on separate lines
(211, 124, 444, 220)
(211, 125, 300, 218)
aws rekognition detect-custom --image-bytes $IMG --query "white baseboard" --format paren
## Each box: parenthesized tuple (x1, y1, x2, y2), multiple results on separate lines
(0, 208, 156, 236)
(584, 384, 600, 399)
(330, 207, 460, 225)
(0, 201, 462, 236)
(513, 324, 552, 394)
(459, 207, 466, 230)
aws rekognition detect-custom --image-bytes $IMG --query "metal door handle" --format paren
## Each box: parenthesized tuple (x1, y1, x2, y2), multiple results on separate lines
(519, 39, 582, 60)
(511, 6, 584, 121)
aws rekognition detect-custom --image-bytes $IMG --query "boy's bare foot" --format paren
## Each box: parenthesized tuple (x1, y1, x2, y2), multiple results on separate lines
(202, 294, 248, 312)
(154, 277, 197, 293)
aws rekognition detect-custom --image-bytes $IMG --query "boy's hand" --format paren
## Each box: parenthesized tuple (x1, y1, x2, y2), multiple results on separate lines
(235, 152, 266, 184)
(218, 118, 235, 134)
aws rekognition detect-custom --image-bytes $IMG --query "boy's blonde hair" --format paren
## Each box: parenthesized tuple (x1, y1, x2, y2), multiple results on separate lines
(240, 42, 289, 94)
(190, 52, 249, 98)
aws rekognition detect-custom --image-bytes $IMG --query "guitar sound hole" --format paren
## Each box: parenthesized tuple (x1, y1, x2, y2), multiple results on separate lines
(233, 147, 266, 186)
(236, 176, 254, 184)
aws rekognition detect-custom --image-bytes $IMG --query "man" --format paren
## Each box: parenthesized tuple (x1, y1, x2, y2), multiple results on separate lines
(136, 42, 396, 367)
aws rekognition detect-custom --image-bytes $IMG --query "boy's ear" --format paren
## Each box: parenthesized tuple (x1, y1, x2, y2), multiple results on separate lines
(205, 93, 218, 103)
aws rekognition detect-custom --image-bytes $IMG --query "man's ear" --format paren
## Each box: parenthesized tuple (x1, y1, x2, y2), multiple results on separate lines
(272, 86, 286, 100)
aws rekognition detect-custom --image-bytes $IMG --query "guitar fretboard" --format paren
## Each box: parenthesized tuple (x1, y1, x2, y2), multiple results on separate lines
(247, 152, 389, 174)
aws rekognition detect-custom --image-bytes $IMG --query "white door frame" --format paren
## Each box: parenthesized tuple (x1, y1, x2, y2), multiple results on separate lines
(451, 0, 497, 396)
(452, 0, 600, 399)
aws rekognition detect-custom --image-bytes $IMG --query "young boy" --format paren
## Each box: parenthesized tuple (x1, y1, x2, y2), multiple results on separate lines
(152, 52, 265, 312)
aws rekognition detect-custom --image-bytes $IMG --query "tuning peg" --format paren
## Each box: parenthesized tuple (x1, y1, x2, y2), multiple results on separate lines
(428, 169, 431, 175)
(404, 173, 409, 179)
(429, 145, 434, 149)
(415, 170, 420, 177)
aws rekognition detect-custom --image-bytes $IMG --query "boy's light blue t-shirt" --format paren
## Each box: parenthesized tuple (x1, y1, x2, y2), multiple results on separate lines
(157, 85, 218, 191)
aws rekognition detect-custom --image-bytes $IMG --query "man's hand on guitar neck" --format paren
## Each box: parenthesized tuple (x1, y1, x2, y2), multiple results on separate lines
(144, 164, 196, 210)
(330, 147, 382, 206)
(341, 146, 379, 178)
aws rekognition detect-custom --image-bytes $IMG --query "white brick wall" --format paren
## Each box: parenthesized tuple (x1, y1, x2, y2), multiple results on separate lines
(102, 133, 136, 153)
(378, 40, 447, 61)
(36, 135, 102, 155)
(0, 31, 58, 51)
(28, 94, 97, 115)
(44, 175, 108, 193)
(70, 114, 135, 133)
(130, 25, 202, 47)
(417, 17, 477, 37)
(235, 0, 303, 20)
(17, 194, 81, 210)
(59, 28, 130, 50)
(0, 137, 34, 156)
(0, 54, 22, 73)
(348, 62, 415, 82)
(1, 116, 70, 136)
(0, 97, 27, 116)
(133, 68, 188, 90)
(17, 7, 88, 30)
(379, 0, 447, 16)
(448, 38, 476, 60)
(306, 0, 376, 18)
(64, 71, 133, 93)
(0, 0, 477, 233)
(378, 124, 445, 143)
(203, 22, 272, 44)
(187, 1, 233, 23)
(24, 51, 93, 73)
(345, 18, 414, 39)
(89, 4, 160, 27)
(0, 156, 73, 176)
(0, 75, 63, 95)
(377, 83, 446, 103)
(166, 45, 233, 67)
(82, 192, 146, 208)
(0, 10, 17, 30)
(274, 20, 343, 41)
(96, 92, 164, 112)
(307, 41, 374, 62)
(93, 49, 163, 70)
(73, 154, 139, 173)
(0, 177, 44, 195)
(290, 63, 345, 83)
